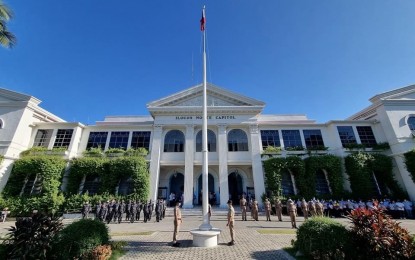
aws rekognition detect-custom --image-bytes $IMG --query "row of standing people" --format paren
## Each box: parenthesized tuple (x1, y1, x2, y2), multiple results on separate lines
(81, 199, 167, 223)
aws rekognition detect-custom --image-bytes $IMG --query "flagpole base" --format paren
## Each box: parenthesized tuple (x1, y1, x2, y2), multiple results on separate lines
(190, 228, 221, 247)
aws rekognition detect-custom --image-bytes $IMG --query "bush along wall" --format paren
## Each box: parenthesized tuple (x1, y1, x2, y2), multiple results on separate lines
(345, 152, 406, 200)
(303, 155, 344, 199)
(2, 156, 66, 215)
(67, 156, 150, 201)
(263, 156, 305, 198)
(66, 157, 107, 194)
(404, 149, 415, 183)
(105, 157, 149, 201)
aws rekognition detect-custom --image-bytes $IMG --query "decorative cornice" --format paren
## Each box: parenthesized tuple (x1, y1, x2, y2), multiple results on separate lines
(249, 124, 259, 134)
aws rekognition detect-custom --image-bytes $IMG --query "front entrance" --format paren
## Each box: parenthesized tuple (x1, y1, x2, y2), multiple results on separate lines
(198, 173, 214, 205)
(228, 171, 243, 205)
(169, 172, 184, 201)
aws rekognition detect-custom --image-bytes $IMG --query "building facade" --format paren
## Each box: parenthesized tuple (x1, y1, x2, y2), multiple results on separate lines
(0, 83, 415, 207)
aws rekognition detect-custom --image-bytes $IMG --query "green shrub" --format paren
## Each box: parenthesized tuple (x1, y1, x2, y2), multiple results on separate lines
(347, 207, 415, 259)
(52, 219, 109, 259)
(3, 213, 63, 259)
(294, 217, 350, 259)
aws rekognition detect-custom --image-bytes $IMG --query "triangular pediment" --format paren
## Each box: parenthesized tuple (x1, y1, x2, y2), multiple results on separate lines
(0, 87, 41, 104)
(370, 84, 415, 103)
(147, 83, 265, 116)
(147, 83, 264, 108)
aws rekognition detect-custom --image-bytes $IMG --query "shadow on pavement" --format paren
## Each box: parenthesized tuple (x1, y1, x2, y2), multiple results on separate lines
(250, 249, 293, 260)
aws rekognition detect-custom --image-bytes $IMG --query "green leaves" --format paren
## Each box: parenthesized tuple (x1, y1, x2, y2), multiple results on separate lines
(345, 152, 405, 200)
(404, 149, 415, 183)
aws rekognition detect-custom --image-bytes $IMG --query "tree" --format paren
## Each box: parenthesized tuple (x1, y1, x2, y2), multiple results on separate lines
(0, 0, 16, 48)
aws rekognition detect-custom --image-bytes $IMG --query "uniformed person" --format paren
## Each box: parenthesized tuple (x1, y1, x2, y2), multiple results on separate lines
(130, 201, 137, 223)
(252, 199, 259, 221)
(136, 201, 143, 221)
(95, 201, 101, 220)
(264, 198, 271, 221)
(226, 199, 235, 246)
(143, 201, 149, 223)
(287, 199, 297, 229)
(172, 201, 182, 247)
(155, 199, 161, 222)
(125, 200, 131, 221)
(301, 198, 309, 220)
(316, 200, 324, 217)
(240, 195, 247, 221)
(118, 200, 125, 224)
(99, 201, 108, 222)
(274, 198, 283, 221)
(308, 200, 316, 217)
(81, 201, 91, 219)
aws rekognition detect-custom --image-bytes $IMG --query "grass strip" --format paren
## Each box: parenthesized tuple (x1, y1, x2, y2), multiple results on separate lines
(257, 229, 296, 235)
(111, 231, 154, 236)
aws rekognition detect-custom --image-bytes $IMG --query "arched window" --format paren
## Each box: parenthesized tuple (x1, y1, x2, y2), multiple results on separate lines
(196, 129, 217, 152)
(408, 116, 415, 131)
(228, 129, 248, 152)
(281, 171, 295, 196)
(315, 169, 330, 195)
(118, 177, 134, 195)
(164, 130, 185, 152)
(82, 175, 100, 195)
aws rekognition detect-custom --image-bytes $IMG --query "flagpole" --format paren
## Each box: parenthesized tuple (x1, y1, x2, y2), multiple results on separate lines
(199, 5, 212, 231)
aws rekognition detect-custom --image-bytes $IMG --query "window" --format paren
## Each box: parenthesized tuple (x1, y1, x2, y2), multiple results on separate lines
(408, 116, 415, 131)
(228, 129, 248, 152)
(131, 131, 151, 150)
(118, 177, 134, 195)
(108, 131, 129, 149)
(82, 175, 100, 195)
(164, 130, 185, 152)
(53, 129, 73, 148)
(86, 132, 108, 149)
(315, 169, 330, 195)
(260, 130, 280, 149)
(196, 129, 217, 152)
(337, 126, 357, 147)
(21, 173, 42, 196)
(281, 171, 295, 196)
(303, 129, 325, 148)
(33, 129, 53, 147)
(356, 126, 377, 148)
(282, 130, 302, 148)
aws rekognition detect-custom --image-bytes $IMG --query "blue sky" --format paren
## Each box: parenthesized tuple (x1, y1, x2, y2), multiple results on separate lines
(1, 1, 415, 124)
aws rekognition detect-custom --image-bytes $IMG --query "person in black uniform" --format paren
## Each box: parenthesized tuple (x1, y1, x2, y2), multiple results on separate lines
(130, 201, 137, 223)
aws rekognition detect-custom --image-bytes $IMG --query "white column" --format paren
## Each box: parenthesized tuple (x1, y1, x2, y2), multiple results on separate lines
(250, 125, 265, 208)
(47, 129, 58, 149)
(184, 125, 195, 208)
(149, 125, 163, 201)
(218, 124, 229, 208)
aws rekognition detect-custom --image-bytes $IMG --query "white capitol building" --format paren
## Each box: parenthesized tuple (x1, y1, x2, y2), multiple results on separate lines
(0, 82, 415, 207)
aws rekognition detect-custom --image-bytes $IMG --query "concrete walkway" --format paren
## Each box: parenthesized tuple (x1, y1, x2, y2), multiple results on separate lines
(1, 207, 415, 260)
(110, 213, 295, 260)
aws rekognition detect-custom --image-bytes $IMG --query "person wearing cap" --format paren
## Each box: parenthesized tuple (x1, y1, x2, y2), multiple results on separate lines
(264, 198, 271, 221)
(287, 199, 297, 229)
(240, 195, 247, 221)
(301, 198, 309, 220)
(172, 201, 182, 247)
(274, 197, 283, 221)
(252, 199, 259, 221)
(226, 199, 235, 246)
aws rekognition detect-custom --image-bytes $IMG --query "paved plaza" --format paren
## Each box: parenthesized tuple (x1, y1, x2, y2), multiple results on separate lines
(1, 207, 415, 260)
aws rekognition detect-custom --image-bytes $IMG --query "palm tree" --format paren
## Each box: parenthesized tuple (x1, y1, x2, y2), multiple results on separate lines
(0, 0, 16, 48)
